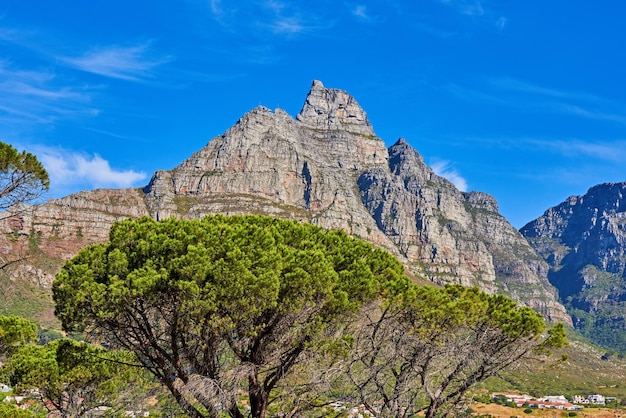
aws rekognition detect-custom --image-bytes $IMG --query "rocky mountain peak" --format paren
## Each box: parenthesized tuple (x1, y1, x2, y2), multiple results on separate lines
(296, 80, 375, 136)
(388, 138, 427, 175)
(521, 181, 626, 352)
(0, 80, 570, 327)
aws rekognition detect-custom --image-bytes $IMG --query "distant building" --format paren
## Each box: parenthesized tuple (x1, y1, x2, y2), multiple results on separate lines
(539, 395, 568, 404)
(588, 394, 606, 405)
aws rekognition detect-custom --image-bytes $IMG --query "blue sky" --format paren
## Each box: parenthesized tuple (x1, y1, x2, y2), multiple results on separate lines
(1, 1, 625, 228)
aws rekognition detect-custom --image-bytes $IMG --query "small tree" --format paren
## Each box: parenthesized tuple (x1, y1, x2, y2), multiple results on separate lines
(346, 284, 567, 418)
(3, 338, 141, 417)
(0, 141, 49, 214)
(53, 215, 405, 418)
(0, 141, 49, 270)
(0, 315, 37, 358)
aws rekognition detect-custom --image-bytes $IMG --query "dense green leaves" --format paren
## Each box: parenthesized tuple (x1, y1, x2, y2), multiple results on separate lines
(0, 315, 37, 358)
(51, 215, 566, 418)
(53, 215, 406, 418)
(2, 338, 141, 417)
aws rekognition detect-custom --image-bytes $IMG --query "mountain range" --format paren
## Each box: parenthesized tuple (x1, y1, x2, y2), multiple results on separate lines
(1, 80, 625, 352)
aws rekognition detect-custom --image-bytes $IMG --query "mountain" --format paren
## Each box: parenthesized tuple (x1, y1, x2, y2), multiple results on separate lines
(0, 80, 570, 325)
(521, 182, 626, 352)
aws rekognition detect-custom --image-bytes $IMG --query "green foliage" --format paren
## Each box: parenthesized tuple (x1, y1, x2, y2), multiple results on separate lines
(523, 408, 533, 414)
(564, 267, 626, 354)
(492, 395, 516, 408)
(0, 141, 49, 212)
(346, 284, 566, 418)
(0, 402, 37, 418)
(2, 338, 141, 417)
(0, 315, 37, 357)
(53, 215, 406, 418)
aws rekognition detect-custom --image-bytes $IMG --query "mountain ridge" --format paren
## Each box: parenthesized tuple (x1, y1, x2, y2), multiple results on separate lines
(521, 181, 626, 351)
(0, 80, 570, 325)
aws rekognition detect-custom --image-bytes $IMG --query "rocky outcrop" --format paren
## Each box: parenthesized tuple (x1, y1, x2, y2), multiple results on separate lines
(521, 182, 626, 350)
(357, 139, 567, 320)
(0, 80, 570, 324)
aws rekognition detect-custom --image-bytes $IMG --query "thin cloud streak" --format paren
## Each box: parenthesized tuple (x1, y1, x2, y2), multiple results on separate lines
(440, 0, 484, 16)
(426, 134, 626, 168)
(489, 77, 603, 102)
(448, 77, 626, 125)
(524, 137, 626, 162)
(0, 61, 97, 124)
(206, 0, 333, 37)
(60, 43, 167, 81)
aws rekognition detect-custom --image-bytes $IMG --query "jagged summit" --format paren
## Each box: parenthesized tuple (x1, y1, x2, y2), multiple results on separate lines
(296, 80, 375, 136)
(0, 80, 570, 326)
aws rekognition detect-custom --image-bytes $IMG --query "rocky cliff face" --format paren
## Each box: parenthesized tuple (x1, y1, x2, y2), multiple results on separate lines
(0, 80, 570, 324)
(521, 182, 626, 351)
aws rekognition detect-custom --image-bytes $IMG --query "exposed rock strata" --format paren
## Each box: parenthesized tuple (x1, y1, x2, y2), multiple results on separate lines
(0, 80, 569, 324)
(521, 182, 626, 348)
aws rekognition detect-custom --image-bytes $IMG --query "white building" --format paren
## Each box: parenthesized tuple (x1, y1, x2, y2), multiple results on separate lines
(573, 395, 589, 404)
(588, 394, 606, 405)
(539, 395, 569, 404)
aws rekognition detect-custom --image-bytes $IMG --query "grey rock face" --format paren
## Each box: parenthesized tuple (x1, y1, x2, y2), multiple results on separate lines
(0, 81, 569, 324)
(296, 80, 375, 136)
(521, 182, 626, 349)
(357, 139, 568, 321)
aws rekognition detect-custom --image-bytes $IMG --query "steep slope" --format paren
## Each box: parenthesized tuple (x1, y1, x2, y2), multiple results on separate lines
(521, 182, 626, 351)
(0, 81, 569, 324)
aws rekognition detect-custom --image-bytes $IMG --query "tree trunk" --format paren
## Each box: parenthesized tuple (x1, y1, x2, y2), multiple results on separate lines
(249, 373, 269, 418)
(425, 399, 440, 418)
(165, 380, 208, 418)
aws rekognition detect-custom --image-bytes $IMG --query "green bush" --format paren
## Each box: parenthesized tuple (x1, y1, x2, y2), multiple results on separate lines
(523, 408, 533, 414)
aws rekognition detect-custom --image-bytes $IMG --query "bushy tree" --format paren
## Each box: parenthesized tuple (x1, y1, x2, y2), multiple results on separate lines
(53, 215, 405, 418)
(3, 338, 140, 417)
(0, 141, 49, 271)
(345, 284, 567, 418)
(0, 402, 36, 418)
(0, 315, 37, 358)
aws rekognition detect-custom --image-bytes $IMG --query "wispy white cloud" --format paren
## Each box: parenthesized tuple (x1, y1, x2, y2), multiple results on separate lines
(488, 77, 599, 101)
(431, 160, 468, 191)
(495, 16, 507, 30)
(209, 0, 224, 18)
(35, 146, 147, 190)
(436, 0, 509, 31)
(264, 0, 286, 14)
(523, 137, 626, 163)
(493, 77, 626, 125)
(268, 16, 306, 34)
(0, 60, 97, 125)
(440, 0, 484, 16)
(351, 5, 371, 21)
(445, 134, 626, 166)
(60, 43, 167, 81)
(448, 77, 626, 125)
(206, 1, 332, 37)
